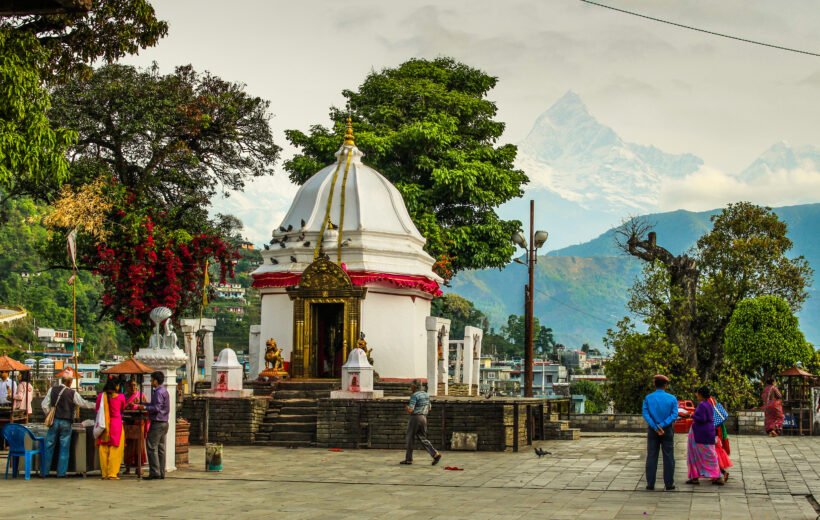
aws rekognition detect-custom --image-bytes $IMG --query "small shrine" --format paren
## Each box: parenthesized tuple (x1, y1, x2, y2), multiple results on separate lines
(330, 347, 383, 400)
(251, 120, 441, 380)
(207, 347, 251, 398)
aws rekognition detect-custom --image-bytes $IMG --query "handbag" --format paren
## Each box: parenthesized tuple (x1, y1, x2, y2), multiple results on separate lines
(713, 401, 729, 426)
(44, 386, 68, 427)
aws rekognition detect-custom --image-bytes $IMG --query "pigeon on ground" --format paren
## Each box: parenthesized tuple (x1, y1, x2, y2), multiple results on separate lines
(279, 226, 287, 232)
(303, 241, 311, 247)
(534, 447, 551, 458)
(286, 224, 293, 231)
(484, 389, 494, 399)
(290, 256, 297, 263)
(328, 221, 338, 230)
(341, 238, 351, 247)
(263, 244, 269, 250)
(279, 242, 286, 248)
(300, 218, 306, 229)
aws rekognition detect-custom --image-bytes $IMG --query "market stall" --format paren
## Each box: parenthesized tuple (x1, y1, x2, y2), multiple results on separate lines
(780, 365, 818, 436)
(101, 358, 155, 479)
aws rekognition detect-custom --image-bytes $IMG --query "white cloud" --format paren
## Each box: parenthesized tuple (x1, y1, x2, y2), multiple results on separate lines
(659, 165, 820, 212)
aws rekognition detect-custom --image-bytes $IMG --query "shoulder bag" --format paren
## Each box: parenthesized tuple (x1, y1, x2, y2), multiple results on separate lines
(44, 386, 68, 427)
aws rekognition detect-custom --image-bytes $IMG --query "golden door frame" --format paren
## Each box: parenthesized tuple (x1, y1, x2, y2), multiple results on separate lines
(286, 258, 366, 378)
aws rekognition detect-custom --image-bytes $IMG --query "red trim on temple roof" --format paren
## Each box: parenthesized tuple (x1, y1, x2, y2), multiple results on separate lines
(252, 270, 442, 296)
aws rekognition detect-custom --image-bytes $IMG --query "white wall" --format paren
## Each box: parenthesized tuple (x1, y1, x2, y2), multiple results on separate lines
(361, 289, 431, 379)
(259, 290, 294, 368)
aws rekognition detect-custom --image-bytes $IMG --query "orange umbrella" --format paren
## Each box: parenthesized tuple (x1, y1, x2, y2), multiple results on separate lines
(0, 355, 31, 372)
(101, 358, 156, 375)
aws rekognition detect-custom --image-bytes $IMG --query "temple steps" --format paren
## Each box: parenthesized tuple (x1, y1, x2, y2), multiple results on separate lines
(253, 380, 335, 446)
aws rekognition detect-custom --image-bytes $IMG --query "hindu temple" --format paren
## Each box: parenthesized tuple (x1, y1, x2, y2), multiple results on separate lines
(250, 121, 442, 380)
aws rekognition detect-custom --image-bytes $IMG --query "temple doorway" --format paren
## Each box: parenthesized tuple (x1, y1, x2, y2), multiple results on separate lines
(312, 303, 344, 378)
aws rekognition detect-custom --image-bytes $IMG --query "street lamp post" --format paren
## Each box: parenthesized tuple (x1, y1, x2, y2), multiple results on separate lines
(512, 200, 548, 398)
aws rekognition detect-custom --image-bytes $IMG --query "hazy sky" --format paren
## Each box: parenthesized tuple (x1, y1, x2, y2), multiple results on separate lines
(124, 0, 820, 244)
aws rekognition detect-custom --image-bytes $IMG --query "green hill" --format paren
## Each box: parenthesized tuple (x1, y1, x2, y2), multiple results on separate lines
(449, 203, 820, 348)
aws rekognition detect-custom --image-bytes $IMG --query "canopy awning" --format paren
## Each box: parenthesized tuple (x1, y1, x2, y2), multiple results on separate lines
(0, 355, 31, 372)
(101, 358, 157, 375)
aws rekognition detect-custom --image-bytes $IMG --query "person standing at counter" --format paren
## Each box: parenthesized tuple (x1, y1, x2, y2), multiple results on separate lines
(123, 379, 148, 474)
(13, 371, 35, 418)
(141, 371, 170, 480)
(0, 370, 16, 405)
(41, 374, 96, 477)
(96, 380, 126, 480)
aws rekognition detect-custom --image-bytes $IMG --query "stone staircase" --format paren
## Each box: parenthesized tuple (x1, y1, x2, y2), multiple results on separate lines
(543, 413, 581, 441)
(253, 381, 338, 447)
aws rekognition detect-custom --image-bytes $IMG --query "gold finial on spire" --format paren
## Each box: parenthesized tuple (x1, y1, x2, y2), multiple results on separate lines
(343, 116, 355, 146)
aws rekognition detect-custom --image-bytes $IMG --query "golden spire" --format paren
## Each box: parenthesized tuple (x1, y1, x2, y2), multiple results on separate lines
(343, 116, 355, 146)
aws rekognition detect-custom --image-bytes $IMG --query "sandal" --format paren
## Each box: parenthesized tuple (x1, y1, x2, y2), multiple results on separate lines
(685, 479, 700, 485)
(711, 478, 725, 486)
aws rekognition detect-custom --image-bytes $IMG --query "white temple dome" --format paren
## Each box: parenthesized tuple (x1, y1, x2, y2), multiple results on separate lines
(252, 124, 441, 289)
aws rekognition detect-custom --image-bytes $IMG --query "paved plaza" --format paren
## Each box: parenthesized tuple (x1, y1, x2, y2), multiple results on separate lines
(2, 433, 820, 519)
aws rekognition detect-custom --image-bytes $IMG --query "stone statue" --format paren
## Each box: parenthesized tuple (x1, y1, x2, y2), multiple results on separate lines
(264, 338, 285, 373)
(358, 332, 373, 366)
(148, 306, 178, 350)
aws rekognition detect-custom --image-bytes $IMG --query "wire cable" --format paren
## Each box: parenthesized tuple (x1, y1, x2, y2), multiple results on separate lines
(533, 287, 616, 326)
(579, 0, 820, 57)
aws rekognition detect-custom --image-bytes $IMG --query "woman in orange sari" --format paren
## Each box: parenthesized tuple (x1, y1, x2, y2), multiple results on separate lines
(123, 379, 148, 474)
(96, 380, 126, 480)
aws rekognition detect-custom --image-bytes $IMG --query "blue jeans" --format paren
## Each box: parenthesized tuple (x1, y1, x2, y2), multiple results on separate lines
(42, 419, 73, 477)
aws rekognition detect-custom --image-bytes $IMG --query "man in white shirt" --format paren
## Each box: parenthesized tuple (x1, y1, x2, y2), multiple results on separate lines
(0, 371, 16, 405)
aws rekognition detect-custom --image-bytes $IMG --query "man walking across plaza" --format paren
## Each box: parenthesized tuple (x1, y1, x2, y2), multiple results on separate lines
(41, 373, 96, 477)
(400, 380, 442, 466)
(642, 374, 679, 491)
(141, 371, 171, 480)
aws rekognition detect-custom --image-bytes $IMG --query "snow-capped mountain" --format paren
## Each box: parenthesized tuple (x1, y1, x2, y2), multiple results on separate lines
(516, 91, 703, 215)
(740, 141, 820, 182)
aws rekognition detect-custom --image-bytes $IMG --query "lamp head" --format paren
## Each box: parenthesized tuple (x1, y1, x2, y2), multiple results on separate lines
(534, 230, 549, 249)
(512, 232, 527, 249)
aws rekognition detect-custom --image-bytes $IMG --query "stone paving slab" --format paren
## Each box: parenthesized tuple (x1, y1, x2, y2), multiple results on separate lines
(1, 434, 819, 519)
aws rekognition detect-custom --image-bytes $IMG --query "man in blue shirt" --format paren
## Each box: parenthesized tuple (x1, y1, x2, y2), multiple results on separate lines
(642, 374, 679, 491)
(400, 380, 441, 466)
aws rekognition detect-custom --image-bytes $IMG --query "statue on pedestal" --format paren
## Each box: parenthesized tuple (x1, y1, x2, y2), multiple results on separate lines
(259, 338, 287, 379)
(149, 306, 178, 349)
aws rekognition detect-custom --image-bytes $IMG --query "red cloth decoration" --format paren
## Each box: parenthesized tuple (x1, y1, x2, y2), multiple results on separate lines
(252, 270, 442, 296)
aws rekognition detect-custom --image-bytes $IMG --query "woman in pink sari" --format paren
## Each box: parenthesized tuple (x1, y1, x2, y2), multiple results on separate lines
(123, 379, 149, 474)
(96, 380, 126, 480)
(762, 378, 784, 437)
(686, 386, 724, 486)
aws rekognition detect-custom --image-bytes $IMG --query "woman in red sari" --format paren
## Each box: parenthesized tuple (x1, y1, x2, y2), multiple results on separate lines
(123, 379, 149, 474)
(761, 378, 784, 437)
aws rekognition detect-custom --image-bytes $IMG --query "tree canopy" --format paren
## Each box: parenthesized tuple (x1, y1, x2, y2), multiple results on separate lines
(724, 295, 813, 379)
(44, 64, 279, 345)
(2, 0, 167, 83)
(430, 293, 488, 338)
(0, 30, 74, 203)
(284, 57, 528, 278)
(617, 202, 813, 381)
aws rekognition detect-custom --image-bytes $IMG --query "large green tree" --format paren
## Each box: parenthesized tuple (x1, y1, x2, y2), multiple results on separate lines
(44, 64, 279, 343)
(619, 202, 813, 380)
(724, 295, 813, 380)
(284, 58, 528, 277)
(0, 0, 167, 203)
(3, 0, 167, 83)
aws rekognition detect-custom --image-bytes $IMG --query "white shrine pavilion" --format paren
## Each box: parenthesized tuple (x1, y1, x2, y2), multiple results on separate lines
(251, 121, 442, 380)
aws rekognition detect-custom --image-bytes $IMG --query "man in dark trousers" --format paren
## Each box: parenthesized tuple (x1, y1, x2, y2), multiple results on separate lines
(40, 373, 96, 477)
(141, 371, 171, 480)
(400, 380, 442, 466)
(642, 374, 679, 491)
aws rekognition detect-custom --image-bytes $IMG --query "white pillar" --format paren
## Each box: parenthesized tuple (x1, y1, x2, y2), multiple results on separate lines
(181, 326, 197, 394)
(453, 341, 463, 384)
(473, 330, 483, 395)
(202, 327, 215, 380)
(248, 325, 261, 378)
(463, 326, 481, 396)
(425, 317, 450, 397)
